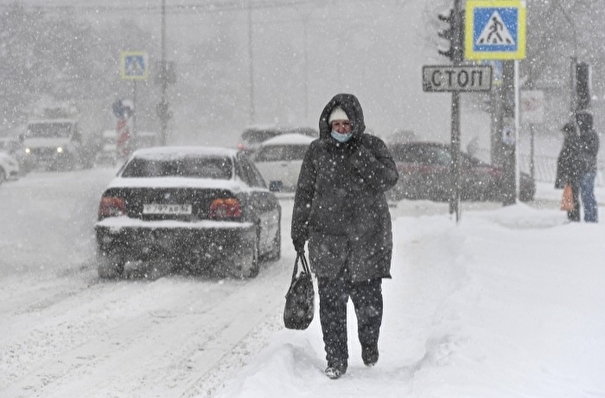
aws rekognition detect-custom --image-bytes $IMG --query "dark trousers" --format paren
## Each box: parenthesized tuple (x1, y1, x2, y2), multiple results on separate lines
(317, 270, 383, 367)
(580, 172, 598, 222)
(568, 181, 581, 222)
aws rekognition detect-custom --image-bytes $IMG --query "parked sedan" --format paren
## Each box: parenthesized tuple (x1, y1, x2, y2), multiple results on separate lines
(252, 133, 315, 192)
(0, 151, 20, 185)
(94, 146, 281, 279)
(387, 142, 536, 202)
(237, 125, 317, 154)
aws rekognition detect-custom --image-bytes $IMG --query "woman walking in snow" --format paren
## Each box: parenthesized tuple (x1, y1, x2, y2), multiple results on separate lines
(291, 93, 399, 379)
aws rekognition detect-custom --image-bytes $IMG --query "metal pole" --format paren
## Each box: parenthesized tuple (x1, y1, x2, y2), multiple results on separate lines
(501, 60, 516, 206)
(451, 90, 461, 221)
(514, 60, 520, 202)
(248, 2, 256, 124)
(132, 80, 137, 137)
(530, 123, 535, 180)
(555, 1, 578, 116)
(159, 0, 167, 146)
(449, 0, 462, 221)
(303, 14, 309, 123)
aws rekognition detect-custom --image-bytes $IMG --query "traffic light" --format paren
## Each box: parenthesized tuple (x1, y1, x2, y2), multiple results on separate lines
(437, 8, 465, 63)
(438, 10, 455, 60)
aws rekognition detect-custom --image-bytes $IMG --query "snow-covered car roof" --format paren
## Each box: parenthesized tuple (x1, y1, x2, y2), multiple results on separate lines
(130, 146, 239, 160)
(259, 133, 315, 147)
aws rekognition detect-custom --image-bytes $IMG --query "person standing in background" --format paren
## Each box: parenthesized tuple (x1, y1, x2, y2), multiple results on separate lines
(555, 121, 582, 222)
(576, 111, 600, 222)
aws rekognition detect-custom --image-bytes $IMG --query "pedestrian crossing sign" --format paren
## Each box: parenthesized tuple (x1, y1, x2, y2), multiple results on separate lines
(121, 51, 149, 80)
(465, 1, 526, 60)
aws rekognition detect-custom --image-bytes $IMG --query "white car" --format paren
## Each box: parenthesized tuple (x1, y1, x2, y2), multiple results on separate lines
(252, 133, 315, 192)
(0, 151, 20, 185)
(237, 126, 317, 154)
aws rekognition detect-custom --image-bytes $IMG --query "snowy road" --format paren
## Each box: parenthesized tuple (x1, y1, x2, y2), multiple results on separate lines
(0, 168, 571, 397)
(0, 168, 295, 397)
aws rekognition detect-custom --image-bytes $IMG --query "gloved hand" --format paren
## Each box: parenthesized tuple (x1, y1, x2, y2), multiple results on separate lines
(293, 238, 306, 255)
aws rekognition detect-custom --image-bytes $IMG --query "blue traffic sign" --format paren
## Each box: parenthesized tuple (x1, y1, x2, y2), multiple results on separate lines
(465, 1, 526, 60)
(121, 51, 149, 80)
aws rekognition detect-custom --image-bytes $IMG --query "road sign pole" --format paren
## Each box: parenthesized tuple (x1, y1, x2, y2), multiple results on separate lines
(514, 60, 520, 203)
(448, 0, 463, 221)
(500, 60, 516, 206)
(450, 90, 461, 221)
(160, 0, 167, 146)
(132, 80, 137, 138)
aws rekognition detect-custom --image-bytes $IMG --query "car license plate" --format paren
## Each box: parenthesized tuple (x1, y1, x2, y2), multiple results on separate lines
(143, 204, 192, 215)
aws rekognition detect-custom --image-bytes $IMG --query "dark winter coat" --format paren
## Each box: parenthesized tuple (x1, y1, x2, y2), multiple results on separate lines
(576, 112, 600, 174)
(291, 93, 399, 282)
(555, 126, 581, 189)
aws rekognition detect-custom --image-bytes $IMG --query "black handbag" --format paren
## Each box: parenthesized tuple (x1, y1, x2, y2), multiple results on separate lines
(283, 253, 314, 330)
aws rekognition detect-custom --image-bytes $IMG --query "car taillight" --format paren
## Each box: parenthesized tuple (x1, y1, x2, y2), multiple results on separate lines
(98, 197, 127, 219)
(209, 198, 242, 219)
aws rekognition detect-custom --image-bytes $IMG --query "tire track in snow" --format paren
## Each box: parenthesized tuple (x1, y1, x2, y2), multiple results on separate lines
(0, 258, 291, 398)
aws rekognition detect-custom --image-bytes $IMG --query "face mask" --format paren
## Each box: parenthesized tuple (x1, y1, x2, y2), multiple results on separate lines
(331, 130, 353, 143)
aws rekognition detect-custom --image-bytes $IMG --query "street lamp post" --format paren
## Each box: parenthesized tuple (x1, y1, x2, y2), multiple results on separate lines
(555, 1, 578, 115)
(158, 0, 168, 146)
(248, 2, 256, 125)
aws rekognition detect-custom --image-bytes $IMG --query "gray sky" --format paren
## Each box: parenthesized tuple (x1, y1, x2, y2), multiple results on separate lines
(0, 1, 462, 148)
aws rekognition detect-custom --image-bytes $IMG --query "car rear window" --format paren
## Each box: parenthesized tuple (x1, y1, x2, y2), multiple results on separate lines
(27, 122, 73, 138)
(121, 156, 233, 179)
(254, 145, 309, 162)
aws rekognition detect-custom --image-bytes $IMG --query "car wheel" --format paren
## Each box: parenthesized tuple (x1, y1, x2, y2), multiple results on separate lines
(267, 223, 281, 261)
(235, 232, 259, 279)
(97, 253, 125, 279)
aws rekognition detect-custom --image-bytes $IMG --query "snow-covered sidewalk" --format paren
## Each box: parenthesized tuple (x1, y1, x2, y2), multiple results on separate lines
(212, 185, 605, 398)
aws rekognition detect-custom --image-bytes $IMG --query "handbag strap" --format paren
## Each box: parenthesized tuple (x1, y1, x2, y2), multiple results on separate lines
(300, 253, 311, 274)
(291, 253, 312, 282)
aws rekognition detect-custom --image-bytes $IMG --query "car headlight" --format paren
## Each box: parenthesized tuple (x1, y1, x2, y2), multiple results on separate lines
(25, 148, 31, 154)
(57, 147, 63, 153)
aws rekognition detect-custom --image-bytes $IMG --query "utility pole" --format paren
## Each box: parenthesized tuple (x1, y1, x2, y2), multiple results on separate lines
(248, 2, 256, 125)
(437, 0, 464, 221)
(157, 0, 170, 146)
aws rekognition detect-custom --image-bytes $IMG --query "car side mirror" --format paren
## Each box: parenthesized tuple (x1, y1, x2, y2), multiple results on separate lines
(269, 180, 283, 192)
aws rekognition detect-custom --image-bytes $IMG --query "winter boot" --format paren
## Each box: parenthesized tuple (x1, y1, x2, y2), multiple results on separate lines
(362, 344, 379, 367)
(325, 361, 347, 379)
